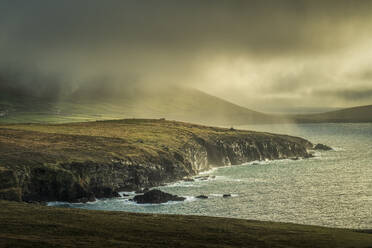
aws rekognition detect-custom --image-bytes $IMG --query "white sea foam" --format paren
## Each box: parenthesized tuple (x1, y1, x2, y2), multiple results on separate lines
(161, 181, 201, 188)
(332, 147, 345, 151)
(215, 176, 266, 183)
(311, 151, 322, 158)
(184, 196, 197, 202)
(209, 193, 222, 197)
(119, 191, 136, 197)
(47, 199, 101, 206)
(215, 176, 244, 182)
(47, 201, 70, 207)
(199, 167, 218, 175)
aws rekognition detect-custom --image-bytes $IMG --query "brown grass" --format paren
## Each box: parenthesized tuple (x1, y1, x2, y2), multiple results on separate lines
(0, 200, 371, 248)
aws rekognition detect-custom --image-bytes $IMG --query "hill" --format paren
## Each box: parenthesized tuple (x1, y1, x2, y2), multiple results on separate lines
(292, 105, 372, 123)
(0, 86, 280, 125)
(1, 200, 372, 248)
(1, 84, 371, 125)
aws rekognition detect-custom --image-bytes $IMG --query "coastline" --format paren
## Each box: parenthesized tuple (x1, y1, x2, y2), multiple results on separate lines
(0, 119, 313, 203)
(45, 157, 309, 207)
(1, 120, 369, 247)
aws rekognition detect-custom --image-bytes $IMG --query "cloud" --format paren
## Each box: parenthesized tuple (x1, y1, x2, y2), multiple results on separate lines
(2, 1, 372, 56)
(1, 0, 372, 111)
(357, 69, 372, 81)
(316, 88, 372, 102)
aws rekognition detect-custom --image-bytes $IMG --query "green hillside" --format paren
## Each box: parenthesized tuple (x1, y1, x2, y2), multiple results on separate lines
(1, 85, 371, 125)
(0, 87, 278, 125)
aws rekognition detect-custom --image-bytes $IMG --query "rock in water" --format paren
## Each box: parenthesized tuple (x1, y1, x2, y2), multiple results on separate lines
(183, 178, 195, 182)
(314, 143, 332, 151)
(195, 175, 210, 181)
(133, 189, 185, 204)
(196, 195, 208, 199)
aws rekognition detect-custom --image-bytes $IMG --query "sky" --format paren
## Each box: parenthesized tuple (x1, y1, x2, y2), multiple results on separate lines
(1, 0, 372, 113)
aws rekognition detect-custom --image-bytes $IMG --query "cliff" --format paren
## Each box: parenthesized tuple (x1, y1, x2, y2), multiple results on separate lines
(0, 119, 313, 203)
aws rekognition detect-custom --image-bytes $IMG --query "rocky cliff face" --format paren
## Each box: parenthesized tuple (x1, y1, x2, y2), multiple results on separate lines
(0, 120, 313, 203)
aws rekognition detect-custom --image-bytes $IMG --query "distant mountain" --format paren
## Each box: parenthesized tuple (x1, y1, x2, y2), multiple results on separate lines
(0, 85, 281, 125)
(1, 82, 371, 125)
(291, 105, 372, 123)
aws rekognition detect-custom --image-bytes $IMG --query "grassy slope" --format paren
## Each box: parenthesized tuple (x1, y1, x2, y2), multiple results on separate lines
(0, 87, 277, 125)
(1, 200, 372, 248)
(2, 87, 372, 125)
(0, 119, 303, 167)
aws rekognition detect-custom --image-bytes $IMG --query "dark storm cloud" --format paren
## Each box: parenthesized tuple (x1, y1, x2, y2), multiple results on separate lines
(1, 0, 372, 109)
(2, 0, 372, 57)
(0, 63, 66, 99)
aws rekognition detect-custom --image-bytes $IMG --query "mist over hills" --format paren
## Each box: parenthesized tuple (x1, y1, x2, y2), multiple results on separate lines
(291, 105, 372, 123)
(0, 84, 278, 125)
(1, 1, 372, 125)
(1, 81, 371, 125)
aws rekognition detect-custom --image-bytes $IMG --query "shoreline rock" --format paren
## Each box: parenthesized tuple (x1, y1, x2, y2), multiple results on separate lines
(183, 178, 195, 182)
(314, 143, 333, 151)
(133, 189, 185, 204)
(196, 195, 208, 199)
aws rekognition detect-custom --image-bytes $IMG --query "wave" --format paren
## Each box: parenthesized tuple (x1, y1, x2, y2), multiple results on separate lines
(161, 181, 202, 188)
(118, 191, 136, 197)
(46, 199, 100, 207)
(332, 147, 345, 151)
(199, 167, 218, 175)
(209, 193, 238, 198)
(214, 176, 267, 183)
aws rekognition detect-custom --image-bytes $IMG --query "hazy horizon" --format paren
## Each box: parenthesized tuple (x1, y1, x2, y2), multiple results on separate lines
(1, 0, 372, 113)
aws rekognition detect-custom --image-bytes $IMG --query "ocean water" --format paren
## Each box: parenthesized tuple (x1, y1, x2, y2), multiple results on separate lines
(49, 123, 372, 229)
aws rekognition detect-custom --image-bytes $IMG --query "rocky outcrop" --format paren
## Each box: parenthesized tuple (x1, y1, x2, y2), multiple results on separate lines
(196, 195, 208, 199)
(0, 187, 22, 202)
(314, 143, 333, 151)
(133, 189, 185, 204)
(0, 167, 22, 201)
(0, 120, 314, 203)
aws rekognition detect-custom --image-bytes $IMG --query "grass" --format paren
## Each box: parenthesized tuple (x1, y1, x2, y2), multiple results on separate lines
(0, 200, 371, 248)
(2, 88, 372, 125)
(0, 87, 276, 125)
(0, 118, 302, 166)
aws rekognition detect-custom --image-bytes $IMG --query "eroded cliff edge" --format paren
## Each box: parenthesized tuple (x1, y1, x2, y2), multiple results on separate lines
(0, 119, 313, 203)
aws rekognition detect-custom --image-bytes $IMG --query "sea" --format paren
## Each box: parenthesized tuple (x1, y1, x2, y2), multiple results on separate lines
(49, 123, 372, 229)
